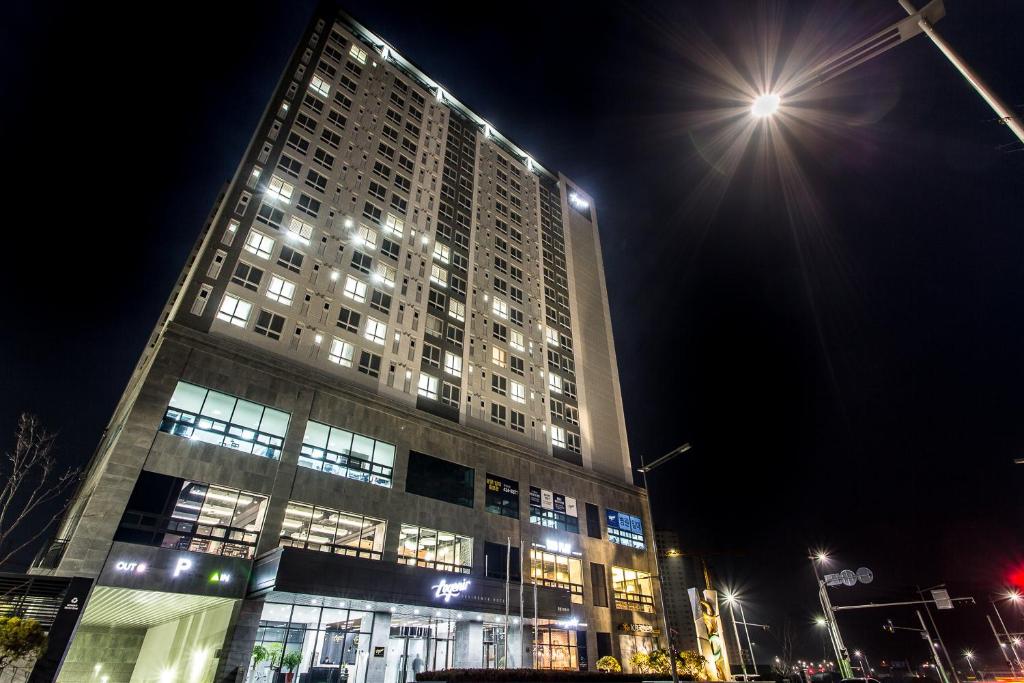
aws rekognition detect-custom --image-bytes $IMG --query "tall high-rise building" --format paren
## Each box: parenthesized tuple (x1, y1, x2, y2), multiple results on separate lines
(34, 5, 663, 682)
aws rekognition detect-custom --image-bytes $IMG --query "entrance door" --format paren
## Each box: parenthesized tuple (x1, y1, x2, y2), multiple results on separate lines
(384, 628, 430, 683)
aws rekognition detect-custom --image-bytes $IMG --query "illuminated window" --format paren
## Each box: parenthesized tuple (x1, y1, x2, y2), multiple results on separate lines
(549, 373, 562, 394)
(364, 317, 386, 344)
(492, 298, 509, 320)
(287, 216, 314, 244)
(217, 294, 252, 327)
(160, 381, 289, 459)
(355, 224, 378, 250)
(433, 242, 450, 264)
(266, 275, 295, 306)
(607, 509, 646, 550)
(510, 329, 525, 352)
(244, 229, 275, 260)
(328, 338, 354, 367)
(298, 420, 395, 488)
(444, 352, 462, 378)
(117, 472, 268, 559)
(530, 548, 583, 604)
(397, 524, 472, 574)
(546, 327, 560, 347)
(384, 213, 404, 237)
(343, 276, 367, 303)
(280, 501, 385, 560)
(417, 373, 439, 399)
(492, 347, 507, 369)
(448, 299, 465, 322)
(374, 262, 396, 287)
(612, 566, 655, 612)
(349, 44, 367, 64)
(267, 175, 294, 202)
(430, 264, 448, 287)
(551, 425, 566, 449)
(510, 381, 525, 404)
(529, 487, 579, 533)
(309, 74, 331, 97)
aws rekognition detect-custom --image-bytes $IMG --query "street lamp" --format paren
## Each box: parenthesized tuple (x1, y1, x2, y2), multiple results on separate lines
(723, 593, 749, 678)
(962, 651, 977, 678)
(991, 593, 1024, 672)
(638, 442, 693, 683)
(751, 93, 781, 119)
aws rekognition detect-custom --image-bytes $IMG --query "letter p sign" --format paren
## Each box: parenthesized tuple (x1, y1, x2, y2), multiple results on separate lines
(173, 558, 193, 577)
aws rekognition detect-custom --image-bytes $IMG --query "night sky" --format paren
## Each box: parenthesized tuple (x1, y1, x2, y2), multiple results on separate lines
(3, 0, 1023, 670)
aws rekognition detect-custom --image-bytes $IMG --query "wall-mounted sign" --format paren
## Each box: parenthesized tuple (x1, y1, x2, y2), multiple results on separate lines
(373, 647, 386, 657)
(209, 572, 232, 584)
(173, 558, 193, 577)
(618, 622, 658, 635)
(606, 509, 643, 534)
(114, 561, 147, 574)
(432, 578, 471, 602)
(529, 487, 578, 519)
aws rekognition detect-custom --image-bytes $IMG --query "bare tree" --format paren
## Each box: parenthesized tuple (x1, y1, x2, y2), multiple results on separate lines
(771, 617, 802, 676)
(0, 414, 81, 568)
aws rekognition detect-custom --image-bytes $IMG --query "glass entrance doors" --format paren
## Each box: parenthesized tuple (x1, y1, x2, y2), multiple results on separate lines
(384, 617, 455, 683)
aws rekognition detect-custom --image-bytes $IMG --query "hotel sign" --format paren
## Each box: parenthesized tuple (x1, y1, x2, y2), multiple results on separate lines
(431, 578, 471, 602)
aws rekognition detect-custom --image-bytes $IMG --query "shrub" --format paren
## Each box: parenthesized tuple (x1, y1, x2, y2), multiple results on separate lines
(416, 668, 681, 682)
(596, 656, 622, 673)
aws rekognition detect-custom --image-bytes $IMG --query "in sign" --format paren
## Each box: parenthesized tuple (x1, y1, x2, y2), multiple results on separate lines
(432, 578, 471, 602)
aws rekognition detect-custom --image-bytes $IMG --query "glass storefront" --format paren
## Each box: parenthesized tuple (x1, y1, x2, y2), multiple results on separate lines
(248, 596, 580, 683)
(252, 601, 375, 683)
(611, 566, 655, 612)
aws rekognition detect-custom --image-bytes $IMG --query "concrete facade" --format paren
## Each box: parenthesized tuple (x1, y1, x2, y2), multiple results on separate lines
(35, 5, 665, 682)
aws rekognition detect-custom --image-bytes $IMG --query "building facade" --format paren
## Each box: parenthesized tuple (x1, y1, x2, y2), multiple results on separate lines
(34, 5, 663, 682)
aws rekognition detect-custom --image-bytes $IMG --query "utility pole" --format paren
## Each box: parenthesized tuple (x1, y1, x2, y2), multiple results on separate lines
(810, 553, 853, 677)
(918, 585, 960, 683)
(917, 610, 951, 683)
(987, 614, 1016, 673)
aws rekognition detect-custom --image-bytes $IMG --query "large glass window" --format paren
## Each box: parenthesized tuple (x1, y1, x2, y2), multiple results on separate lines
(533, 624, 579, 670)
(611, 566, 655, 613)
(528, 487, 578, 533)
(160, 381, 290, 459)
(299, 420, 395, 488)
(606, 509, 646, 550)
(397, 524, 472, 574)
(405, 451, 474, 508)
(485, 473, 519, 519)
(529, 548, 583, 604)
(115, 471, 269, 559)
(280, 502, 385, 560)
(253, 602, 375, 683)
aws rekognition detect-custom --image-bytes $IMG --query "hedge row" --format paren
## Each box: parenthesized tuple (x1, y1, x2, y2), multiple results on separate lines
(416, 669, 692, 682)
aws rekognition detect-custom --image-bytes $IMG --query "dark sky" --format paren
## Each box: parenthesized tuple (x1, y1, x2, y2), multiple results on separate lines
(3, 0, 1023, 670)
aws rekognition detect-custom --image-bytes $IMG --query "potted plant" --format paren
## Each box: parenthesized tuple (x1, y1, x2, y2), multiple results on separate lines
(249, 645, 270, 682)
(280, 650, 304, 683)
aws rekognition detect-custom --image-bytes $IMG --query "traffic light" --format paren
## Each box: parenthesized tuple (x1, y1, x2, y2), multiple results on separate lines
(883, 620, 895, 633)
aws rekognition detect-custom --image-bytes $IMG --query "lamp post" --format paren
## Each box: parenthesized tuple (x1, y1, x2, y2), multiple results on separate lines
(638, 442, 693, 683)
(723, 593, 749, 677)
(962, 651, 977, 678)
(854, 650, 873, 677)
(992, 592, 1023, 672)
(809, 551, 854, 677)
(738, 600, 760, 674)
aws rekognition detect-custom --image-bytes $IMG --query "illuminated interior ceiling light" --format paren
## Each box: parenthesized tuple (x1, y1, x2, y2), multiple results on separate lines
(751, 93, 781, 118)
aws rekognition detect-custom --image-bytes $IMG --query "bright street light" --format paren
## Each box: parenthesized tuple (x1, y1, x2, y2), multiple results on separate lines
(750, 93, 781, 118)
